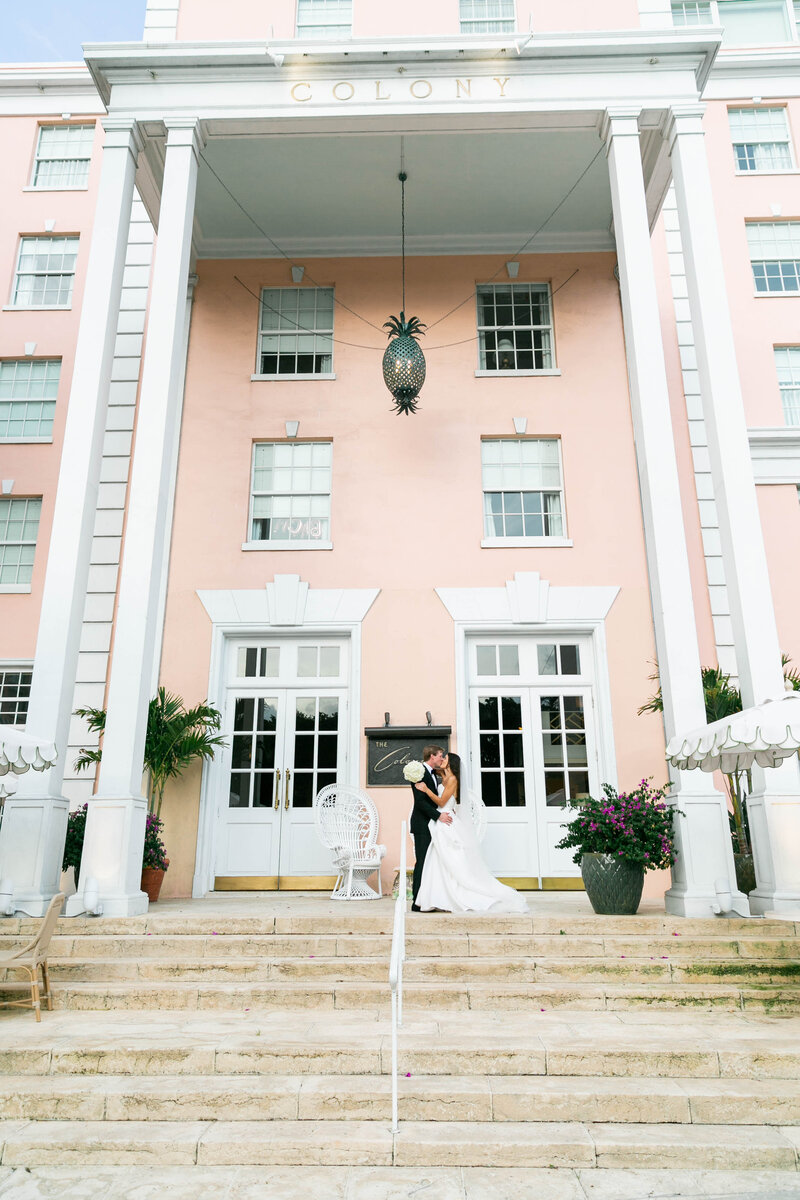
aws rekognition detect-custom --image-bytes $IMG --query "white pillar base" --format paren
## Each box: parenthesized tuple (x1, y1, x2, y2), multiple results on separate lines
(665, 783, 750, 918)
(0, 795, 69, 916)
(64, 794, 149, 918)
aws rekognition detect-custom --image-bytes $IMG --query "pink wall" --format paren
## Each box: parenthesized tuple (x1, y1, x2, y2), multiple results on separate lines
(176, 0, 643, 43)
(0, 113, 103, 659)
(703, 99, 800, 428)
(157, 250, 670, 896)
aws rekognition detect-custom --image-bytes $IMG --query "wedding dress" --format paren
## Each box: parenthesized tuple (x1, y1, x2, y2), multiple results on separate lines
(415, 794, 529, 914)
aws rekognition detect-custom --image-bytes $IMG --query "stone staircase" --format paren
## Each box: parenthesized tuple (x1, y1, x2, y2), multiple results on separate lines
(1, 906, 800, 1171)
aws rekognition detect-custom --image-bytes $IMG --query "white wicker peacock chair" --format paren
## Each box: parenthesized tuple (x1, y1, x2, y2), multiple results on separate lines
(314, 783, 387, 900)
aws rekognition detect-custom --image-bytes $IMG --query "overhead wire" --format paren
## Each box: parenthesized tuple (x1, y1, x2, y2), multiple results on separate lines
(205, 139, 604, 350)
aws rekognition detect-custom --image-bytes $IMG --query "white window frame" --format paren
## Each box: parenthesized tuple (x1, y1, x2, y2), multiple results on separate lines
(8, 236, 79, 310)
(0, 496, 41, 592)
(296, 0, 352, 38)
(747, 221, 800, 295)
(776, 347, 800, 425)
(0, 663, 33, 726)
(0, 359, 60, 442)
(253, 286, 335, 380)
(480, 437, 572, 548)
(475, 282, 560, 377)
(728, 107, 795, 174)
(459, 0, 516, 34)
(29, 124, 94, 190)
(244, 441, 333, 551)
(672, 0, 800, 42)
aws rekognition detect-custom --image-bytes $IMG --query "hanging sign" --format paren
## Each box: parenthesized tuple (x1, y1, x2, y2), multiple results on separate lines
(364, 725, 451, 788)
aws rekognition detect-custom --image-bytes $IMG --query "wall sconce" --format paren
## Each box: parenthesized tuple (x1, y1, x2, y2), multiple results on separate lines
(24, 342, 36, 356)
(513, 417, 528, 435)
(505, 261, 520, 279)
(2, 481, 14, 495)
(291, 265, 305, 284)
(285, 421, 299, 438)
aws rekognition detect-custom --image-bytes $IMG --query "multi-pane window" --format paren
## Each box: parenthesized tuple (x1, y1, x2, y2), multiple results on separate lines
(0, 498, 41, 587)
(729, 108, 794, 171)
(460, 0, 515, 33)
(747, 222, 800, 293)
(258, 287, 334, 376)
(0, 667, 32, 725)
(296, 0, 352, 37)
(776, 348, 800, 424)
(482, 439, 565, 540)
(540, 695, 590, 807)
(537, 644, 581, 676)
(478, 694, 525, 807)
(672, 0, 799, 41)
(477, 283, 554, 372)
(12, 237, 78, 308)
(250, 442, 332, 545)
(0, 360, 60, 440)
(476, 644, 520, 676)
(671, 0, 712, 22)
(32, 125, 94, 189)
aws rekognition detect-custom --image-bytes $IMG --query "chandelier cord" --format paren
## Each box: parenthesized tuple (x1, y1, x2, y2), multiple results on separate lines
(399, 136, 407, 314)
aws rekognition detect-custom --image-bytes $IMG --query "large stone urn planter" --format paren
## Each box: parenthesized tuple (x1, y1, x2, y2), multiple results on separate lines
(581, 852, 645, 916)
(733, 852, 756, 896)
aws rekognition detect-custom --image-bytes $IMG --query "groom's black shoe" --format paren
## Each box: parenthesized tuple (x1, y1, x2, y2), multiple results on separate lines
(411, 903, 421, 912)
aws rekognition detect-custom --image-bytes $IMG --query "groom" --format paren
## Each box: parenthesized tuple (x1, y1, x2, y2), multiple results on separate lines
(409, 744, 453, 912)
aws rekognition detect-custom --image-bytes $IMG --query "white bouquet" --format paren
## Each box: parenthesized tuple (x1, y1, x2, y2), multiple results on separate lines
(403, 760, 425, 783)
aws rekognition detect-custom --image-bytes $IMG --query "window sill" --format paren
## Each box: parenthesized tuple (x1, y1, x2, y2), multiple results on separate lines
(753, 291, 799, 298)
(242, 540, 333, 551)
(474, 368, 562, 378)
(22, 185, 90, 192)
(2, 305, 72, 312)
(481, 537, 573, 548)
(251, 373, 336, 382)
(735, 169, 800, 177)
(0, 437, 53, 444)
(0, 584, 32, 593)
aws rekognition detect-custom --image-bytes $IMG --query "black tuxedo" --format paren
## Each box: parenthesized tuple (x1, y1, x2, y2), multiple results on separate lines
(410, 765, 442, 905)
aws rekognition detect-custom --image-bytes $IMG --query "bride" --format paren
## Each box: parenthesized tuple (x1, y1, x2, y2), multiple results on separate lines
(414, 752, 528, 914)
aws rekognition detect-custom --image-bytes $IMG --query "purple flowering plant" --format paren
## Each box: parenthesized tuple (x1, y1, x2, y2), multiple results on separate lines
(143, 812, 169, 871)
(555, 780, 682, 872)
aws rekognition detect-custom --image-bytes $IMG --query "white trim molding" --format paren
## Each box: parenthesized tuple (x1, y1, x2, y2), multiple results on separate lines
(436, 570, 618, 626)
(749, 427, 800, 484)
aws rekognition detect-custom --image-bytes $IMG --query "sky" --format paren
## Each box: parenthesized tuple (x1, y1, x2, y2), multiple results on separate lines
(3, 0, 147, 63)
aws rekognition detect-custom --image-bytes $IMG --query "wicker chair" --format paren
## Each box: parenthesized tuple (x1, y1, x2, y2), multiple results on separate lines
(0, 891, 64, 1021)
(314, 784, 386, 899)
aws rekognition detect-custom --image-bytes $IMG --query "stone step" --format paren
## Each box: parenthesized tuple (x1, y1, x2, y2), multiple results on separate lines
(0, 1119, 797, 1168)
(3, 977, 797, 1013)
(11, 954, 799, 987)
(3, 930, 798, 961)
(2, 1073, 800, 1125)
(2, 913, 798, 939)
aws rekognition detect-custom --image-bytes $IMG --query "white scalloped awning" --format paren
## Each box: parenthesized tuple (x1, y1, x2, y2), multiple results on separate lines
(666, 692, 800, 774)
(0, 726, 58, 777)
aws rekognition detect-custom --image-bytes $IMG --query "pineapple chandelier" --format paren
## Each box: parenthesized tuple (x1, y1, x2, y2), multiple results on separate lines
(382, 159, 426, 415)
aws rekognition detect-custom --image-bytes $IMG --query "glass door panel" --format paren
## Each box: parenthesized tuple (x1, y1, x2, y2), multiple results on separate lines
(533, 687, 597, 878)
(470, 688, 539, 879)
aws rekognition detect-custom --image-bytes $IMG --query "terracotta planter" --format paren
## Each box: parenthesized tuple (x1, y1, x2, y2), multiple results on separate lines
(141, 859, 169, 903)
(581, 852, 645, 916)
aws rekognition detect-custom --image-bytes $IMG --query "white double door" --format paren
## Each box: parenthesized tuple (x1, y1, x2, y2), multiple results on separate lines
(214, 637, 348, 887)
(467, 636, 601, 884)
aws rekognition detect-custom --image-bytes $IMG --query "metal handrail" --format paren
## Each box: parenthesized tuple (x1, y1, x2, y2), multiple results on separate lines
(389, 819, 407, 1134)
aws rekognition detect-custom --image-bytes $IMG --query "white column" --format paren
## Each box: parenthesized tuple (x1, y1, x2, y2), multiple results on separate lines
(602, 110, 748, 917)
(0, 119, 142, 915)
(667, 105, 800, 914)
(68, 119, 203, 917)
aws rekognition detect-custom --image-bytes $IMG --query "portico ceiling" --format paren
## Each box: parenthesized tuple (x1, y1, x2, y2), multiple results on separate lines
(190, 127, 613, 258)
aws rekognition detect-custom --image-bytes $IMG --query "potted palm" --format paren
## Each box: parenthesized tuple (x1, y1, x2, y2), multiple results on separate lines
(556, 780, 680, 915)
(74, 688, 226, 900)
